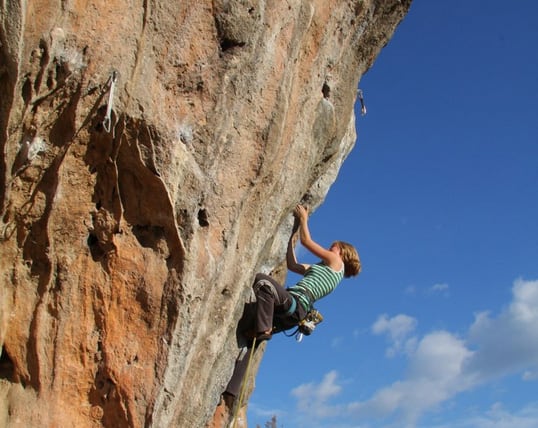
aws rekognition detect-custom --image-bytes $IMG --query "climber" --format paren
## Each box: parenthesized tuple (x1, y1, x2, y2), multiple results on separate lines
(249, 204, 361, 342)
(222, 204, 361, 407)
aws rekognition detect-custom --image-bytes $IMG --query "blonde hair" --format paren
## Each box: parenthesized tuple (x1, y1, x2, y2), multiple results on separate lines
(334, 241, 361, 278)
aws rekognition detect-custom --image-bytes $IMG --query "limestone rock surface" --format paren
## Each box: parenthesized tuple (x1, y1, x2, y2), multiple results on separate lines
(0, 1, 411, 427)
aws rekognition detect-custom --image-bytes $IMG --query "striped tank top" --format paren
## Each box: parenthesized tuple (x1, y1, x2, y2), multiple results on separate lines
(288, 262, 344, 311)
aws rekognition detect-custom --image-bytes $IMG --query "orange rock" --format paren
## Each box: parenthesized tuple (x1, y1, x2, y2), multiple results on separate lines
(0, 1, 411, 426)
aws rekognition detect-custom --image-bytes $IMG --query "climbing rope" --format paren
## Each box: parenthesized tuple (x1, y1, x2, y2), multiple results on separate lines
(357, 88, 367, 116)
(103, 71, 118, 133)
(231, 337, 257, 428)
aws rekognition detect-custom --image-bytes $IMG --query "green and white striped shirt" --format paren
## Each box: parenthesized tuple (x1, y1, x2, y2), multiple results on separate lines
(288, 262, 344, 311)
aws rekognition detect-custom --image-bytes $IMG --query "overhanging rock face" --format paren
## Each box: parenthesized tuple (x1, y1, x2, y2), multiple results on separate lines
(0, 1, 411, 426)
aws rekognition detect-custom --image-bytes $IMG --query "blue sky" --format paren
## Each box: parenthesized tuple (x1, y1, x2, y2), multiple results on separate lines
(248, 1, 538, 427)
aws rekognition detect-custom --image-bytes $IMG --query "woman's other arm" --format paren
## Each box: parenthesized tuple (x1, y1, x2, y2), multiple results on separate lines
(286, 222, 309, 275)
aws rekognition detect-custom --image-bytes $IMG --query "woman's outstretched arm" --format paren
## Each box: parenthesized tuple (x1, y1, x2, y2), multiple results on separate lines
(294, 205, 342, 271)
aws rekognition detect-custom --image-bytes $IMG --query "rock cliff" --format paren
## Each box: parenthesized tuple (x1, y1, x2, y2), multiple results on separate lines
(0, 1, 411, 426)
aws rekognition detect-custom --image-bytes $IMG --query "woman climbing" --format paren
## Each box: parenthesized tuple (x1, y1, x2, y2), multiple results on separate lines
(223, 204, 361, 413)
(251, 204, 361, 342)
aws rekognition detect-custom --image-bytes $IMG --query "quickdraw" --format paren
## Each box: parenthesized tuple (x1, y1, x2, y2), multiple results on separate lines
(103, 71, 118, 133)
(357, 88, 367, 116)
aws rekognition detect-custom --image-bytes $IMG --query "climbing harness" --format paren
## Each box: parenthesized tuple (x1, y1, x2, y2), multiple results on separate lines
(284, 296, 297, 316)
(102, 71, 118, 133)
(284, 287, 324, 341)
(231, 337, 257, 428)
(357, 89, 367, 116)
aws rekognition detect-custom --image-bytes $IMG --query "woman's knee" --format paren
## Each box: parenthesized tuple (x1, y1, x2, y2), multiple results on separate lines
(254, 273, 272, 284)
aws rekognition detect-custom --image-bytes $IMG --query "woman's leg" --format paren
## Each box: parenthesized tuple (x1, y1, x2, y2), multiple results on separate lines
(253, 274, 292, 336)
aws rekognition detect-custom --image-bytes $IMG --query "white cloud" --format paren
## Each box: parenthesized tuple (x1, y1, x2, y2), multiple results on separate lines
(510, 278, 538, 323)
(348, 331, 474, 427)
(372, 314, 418, 357)
(522, 370, 538, 381)
(248, 402, 286, 420)
(466, 278, 538, 381)
(372, 314, 417, 339)
(429, 283, 450, 296)
(432, 402, 538, 428)
(472, 402, 538, 428)
(291, 370, 342, 418)
(409, 331, 473, 381)
(290, 278, 538, 428)
(484, 402, 538, 428)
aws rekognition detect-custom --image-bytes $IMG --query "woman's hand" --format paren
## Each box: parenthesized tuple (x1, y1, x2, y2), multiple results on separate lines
(294, 204, 308, 223)
(292, 204, 342, 271)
